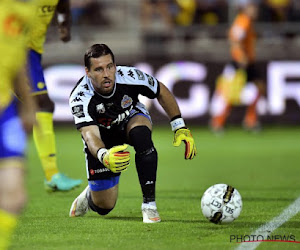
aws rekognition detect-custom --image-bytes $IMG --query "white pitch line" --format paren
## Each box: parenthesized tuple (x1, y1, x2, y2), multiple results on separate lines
(236, 196, 300, 250)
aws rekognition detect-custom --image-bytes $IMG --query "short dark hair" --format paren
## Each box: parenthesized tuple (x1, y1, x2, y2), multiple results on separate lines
(84, 44, 115, 70)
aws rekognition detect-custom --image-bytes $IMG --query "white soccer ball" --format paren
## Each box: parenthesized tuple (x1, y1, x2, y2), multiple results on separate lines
(201, 183, 242, 224)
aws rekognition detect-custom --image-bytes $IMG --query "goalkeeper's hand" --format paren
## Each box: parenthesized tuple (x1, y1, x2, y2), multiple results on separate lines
(97, 144, 130, 173)
(173, 128, 197, 160)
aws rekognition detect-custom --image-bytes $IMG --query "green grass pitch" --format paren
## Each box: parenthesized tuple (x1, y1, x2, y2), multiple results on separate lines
(12, 126, 300, 250)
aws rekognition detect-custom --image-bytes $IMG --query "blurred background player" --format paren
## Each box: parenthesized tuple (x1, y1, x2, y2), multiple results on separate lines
(0, 0, 36, 249)
(141, 0, 173, 30)
(210, 2, 264, 133)
(28, 0, 82, 191)
(68, 44, 197, 223)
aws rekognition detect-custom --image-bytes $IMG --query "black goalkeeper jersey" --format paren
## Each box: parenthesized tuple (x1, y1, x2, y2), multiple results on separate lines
(69, 66, 160, 130)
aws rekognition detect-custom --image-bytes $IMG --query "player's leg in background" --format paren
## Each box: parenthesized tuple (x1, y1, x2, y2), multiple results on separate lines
(243, 64, 264, 131)
(0, 103, 27, 250)
(210, 102, 231, 134)
(126, 114, 161, 223)
(210, 65, 235, 134)
(243, 90, 260, 130)
(28, 49, 82, 191)
(0, 165, 26, 250)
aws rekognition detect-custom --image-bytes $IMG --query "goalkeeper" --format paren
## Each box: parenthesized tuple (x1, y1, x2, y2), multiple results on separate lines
(69, 44, 197, 223)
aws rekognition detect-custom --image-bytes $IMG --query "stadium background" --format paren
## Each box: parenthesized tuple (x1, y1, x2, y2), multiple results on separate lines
(43, 0, 300, 126)
(11, 2, 300, 249)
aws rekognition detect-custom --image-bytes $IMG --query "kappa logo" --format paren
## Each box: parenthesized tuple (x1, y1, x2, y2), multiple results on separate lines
(83, 84, 89, 90)
(71, 97, 82, 103)
(118, 69, 124, 77)
(77, 91, 85, 97)
(128, 69, 135, 79)
(121, 95, 133, 109)
(72, 105, 85, 118)
(96, 103, 106, 114)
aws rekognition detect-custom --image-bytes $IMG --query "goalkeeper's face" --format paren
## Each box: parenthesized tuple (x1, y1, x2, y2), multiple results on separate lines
(85, 54, 116, 95)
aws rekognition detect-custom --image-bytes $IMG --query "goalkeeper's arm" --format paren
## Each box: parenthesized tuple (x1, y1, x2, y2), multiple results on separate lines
(80, 125, 130, 172)
(157, 82, 197, 160)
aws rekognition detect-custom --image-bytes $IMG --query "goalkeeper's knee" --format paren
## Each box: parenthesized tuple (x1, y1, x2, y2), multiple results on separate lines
(87, 190, 115, 216)
(129, 125, 154, 154)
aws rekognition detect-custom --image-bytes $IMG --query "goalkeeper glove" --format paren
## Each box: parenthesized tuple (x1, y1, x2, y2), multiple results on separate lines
(170, 117, 197, 160)
(97, 144, 130, 173)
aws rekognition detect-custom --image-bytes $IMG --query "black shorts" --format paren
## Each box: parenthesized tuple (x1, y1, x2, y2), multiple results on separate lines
(84, 103, 151, 181)
(231, 61, 261, 82)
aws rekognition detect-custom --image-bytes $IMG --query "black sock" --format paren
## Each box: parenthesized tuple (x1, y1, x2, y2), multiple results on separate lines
(136, 147, 157, 203)
(129, 126, 158, 203)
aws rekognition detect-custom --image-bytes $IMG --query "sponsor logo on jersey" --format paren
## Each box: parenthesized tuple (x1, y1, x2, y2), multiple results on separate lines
(97, 117, 113, 128)
(72, 105, 85, 118)
(121, 95, 133, 109)
(3, 14, 24, 37)
(146, 74, 155, 87)
(135, 69, 145, 80)
(96, 103, 106, 114)
(37, 5, 56, 16)
(90, 168, 110, 175)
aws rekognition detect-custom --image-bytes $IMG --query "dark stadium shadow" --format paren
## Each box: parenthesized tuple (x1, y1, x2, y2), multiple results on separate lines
(158, 196, 200, 200)
(122, 194, 200, 200)
(227, 220, 300, 229)
(162, 219, 204, 224)
(220, 221, 266, 229)
(106, 216, 142, 222)
(163, 220, 264, 228)
(242, 197, 296, 202)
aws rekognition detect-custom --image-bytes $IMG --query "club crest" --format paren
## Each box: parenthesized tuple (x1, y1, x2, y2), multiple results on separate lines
(121, 95, 133, 109)
(96, 103, 106, 114)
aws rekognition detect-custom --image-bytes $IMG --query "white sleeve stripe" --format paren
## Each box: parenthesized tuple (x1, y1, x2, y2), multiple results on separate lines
(69, 77, 94, 125)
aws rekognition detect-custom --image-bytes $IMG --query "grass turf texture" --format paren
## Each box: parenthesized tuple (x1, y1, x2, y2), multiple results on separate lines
(12, 126, 300, 250)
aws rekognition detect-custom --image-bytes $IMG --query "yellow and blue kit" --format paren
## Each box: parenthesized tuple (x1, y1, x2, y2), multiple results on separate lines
(27, 0, 60, 94)
(0, 0, 35, 158)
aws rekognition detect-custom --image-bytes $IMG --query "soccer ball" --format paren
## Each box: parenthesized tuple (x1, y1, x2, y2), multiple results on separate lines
(201, 183, 242, 224)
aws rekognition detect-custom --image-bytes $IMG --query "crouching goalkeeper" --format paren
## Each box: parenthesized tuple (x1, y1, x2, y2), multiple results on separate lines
(69, 44, 197, 223)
